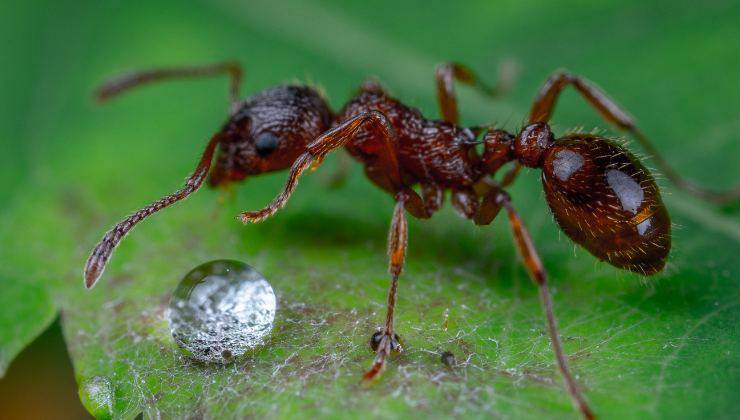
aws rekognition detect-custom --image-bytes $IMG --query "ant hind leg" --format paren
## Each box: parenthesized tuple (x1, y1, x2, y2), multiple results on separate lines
(498, 191, 595, 420)
(529, 71, 740, 204)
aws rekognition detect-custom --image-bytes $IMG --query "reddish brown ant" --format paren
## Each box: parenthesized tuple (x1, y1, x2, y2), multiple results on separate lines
(84, 61, 739, 419)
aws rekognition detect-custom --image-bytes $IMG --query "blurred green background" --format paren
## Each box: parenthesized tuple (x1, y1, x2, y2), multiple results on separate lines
(0, 0, 738, 419)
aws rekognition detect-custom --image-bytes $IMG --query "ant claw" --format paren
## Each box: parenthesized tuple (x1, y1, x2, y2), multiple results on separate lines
(369, 330, 402, 353)
(363, 330, 402, 381)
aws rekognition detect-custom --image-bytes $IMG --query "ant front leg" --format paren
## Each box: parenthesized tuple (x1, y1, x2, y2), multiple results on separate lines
(529, 71, 740, 204)
(435, 62, 516, 124)
(497, 191, 595, 420)
(364, 193, 408, 380)
(96, 61, 243, 114)
(239, 111, 427, 222)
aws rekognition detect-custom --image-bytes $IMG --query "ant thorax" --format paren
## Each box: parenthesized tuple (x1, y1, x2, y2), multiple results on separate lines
(337, 87, 483, 191)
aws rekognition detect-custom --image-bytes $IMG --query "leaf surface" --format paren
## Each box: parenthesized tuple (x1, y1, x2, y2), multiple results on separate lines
(1, 0, 738, 418)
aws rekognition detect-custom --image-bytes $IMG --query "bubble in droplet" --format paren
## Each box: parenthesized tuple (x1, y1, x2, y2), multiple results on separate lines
(79, 375, 113, 419)
(168, 260, 276, 363)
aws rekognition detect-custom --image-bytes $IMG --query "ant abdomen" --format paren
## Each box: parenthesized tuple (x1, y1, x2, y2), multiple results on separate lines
(542, 135, 671, 275)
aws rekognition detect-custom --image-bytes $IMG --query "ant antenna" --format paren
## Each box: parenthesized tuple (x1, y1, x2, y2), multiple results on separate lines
(83, 134, 222, 288)
(85, 61, 245, 288)
(94, 61, 242, 107)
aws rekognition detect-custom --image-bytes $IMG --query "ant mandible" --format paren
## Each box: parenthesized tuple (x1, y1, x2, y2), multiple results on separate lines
(83, 61, 740, 419)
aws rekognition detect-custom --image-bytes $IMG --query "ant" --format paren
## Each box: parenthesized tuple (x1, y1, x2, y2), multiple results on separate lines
(84, 61, 739, 419)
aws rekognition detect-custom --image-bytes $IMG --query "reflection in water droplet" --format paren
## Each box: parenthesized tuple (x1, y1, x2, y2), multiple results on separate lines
(79, 375, 113, 419)
(168, 260, 276, 363)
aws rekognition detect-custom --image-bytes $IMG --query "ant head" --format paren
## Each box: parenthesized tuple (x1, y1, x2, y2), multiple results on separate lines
(208, 86, 331, 187)
(208, 116, 304, 186)
(540, 134, 671, 274)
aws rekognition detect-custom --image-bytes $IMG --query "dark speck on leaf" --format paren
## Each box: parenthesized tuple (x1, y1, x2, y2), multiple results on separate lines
(440, 351, 456, 368)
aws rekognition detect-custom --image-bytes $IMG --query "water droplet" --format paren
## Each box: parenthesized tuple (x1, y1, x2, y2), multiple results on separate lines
(168, 260, 276, 363)
(79, 375, 113, 419)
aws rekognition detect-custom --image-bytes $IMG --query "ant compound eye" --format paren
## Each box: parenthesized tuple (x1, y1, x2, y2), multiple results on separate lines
(254, 132, 279, 156)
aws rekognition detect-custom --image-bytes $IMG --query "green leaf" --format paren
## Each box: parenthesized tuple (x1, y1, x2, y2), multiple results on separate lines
(0, 276, 57, 377)
(1, 0, 738, 418)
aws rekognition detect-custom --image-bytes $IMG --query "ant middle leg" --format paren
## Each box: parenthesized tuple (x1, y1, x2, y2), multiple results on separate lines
(239, 112, 421, 380)
(364, 193, 408, 380)
(435, 61, 517, 124)
(529, 71, 740, 204)
(497, 191, 595, 419)
(95, 61, 243, 114)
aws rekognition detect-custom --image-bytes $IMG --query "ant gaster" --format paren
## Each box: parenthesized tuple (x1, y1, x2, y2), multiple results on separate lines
(84, 61, 740, 419)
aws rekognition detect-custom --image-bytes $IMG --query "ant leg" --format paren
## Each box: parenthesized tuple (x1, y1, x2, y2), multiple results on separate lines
(421, 183, 444, 215)
(239, 111, 427, 223)
(84, 133, 224, 288)
(498, 191, 595, 420)
(451, 188, 479, 219)
(364, 193, 408, 380)
(96, 61, 243, 114)
(435, 61, 517, 124)
(499, 163, 522, 188)
(473, 183, 504, 225)
(530, 71, 740, 204)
